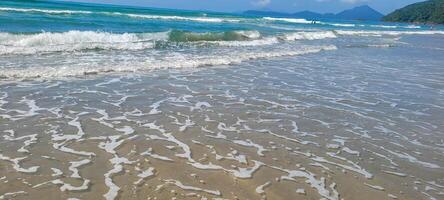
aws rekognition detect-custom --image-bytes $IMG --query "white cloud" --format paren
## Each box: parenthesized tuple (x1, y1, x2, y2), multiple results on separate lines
(252, 0, 271, 7)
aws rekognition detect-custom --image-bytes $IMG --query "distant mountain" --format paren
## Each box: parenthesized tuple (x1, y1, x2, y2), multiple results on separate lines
(335, 5, 384, 20)
(383, 0, 444, 24)
(243, 5, 383, 21)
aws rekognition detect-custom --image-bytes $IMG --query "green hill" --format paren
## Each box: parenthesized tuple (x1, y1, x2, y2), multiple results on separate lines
(383, 0, 444, 24)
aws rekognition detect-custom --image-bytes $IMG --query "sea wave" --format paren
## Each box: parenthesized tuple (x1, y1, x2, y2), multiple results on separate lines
(263, 17, 318, 24)
(122, 13, 240, 23)
(169, 30, 337, 43)
(0, 6, 240, 23)
(170, 30, 337, 47)
(368, 25, 398, 29)
(5, 29, 436, 56)
(335, 30, 444, 36)
(323, 23, 420, 29)
(279, 31, 337, 41)
(322, 23, 356, 27)
(345, 44, 395, 48)
(366, 24, 420, 29)
(0, 30, 341, 54)
(168, 30, 260, 42)
(406, 25, 421, 29)
(0, 7, 92, 14)
(0, 45, 337, 79)
(0, 31, 168, 55)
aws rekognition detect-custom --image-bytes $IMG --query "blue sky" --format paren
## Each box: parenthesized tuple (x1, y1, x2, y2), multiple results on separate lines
(64, 0, 423, 14)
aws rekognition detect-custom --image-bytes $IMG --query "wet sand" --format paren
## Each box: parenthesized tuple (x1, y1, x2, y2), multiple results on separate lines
(1, 38, 444, 200)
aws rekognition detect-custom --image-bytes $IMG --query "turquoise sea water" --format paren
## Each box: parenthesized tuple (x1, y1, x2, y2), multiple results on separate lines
(0, 0, 443, 79)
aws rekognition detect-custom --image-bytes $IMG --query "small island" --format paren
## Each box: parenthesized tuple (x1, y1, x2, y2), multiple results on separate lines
(383, 0, 444, 24)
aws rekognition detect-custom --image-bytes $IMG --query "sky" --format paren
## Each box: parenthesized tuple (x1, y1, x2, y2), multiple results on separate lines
(63, 0, 423, 14)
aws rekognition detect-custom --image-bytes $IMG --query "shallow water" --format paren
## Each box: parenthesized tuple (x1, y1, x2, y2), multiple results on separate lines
(1, 1, 444, 200)
(1, 35, 444, 199)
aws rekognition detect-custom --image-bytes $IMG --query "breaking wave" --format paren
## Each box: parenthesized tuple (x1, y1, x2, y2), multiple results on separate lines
(0, 30, 341, 55)
(5, 28, 440, 56)
(0, 31, 168, 55)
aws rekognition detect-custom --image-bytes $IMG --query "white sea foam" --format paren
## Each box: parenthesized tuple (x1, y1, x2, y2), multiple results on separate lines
(99, 136, 135, 200)
(122, 13, 240, 23)
(0, 7, 92, 14)
(336, 30, 444, 36)
(406, 25, 421, 29)
(0, 191, 27, 200)
(342, 147, 360, 156)
(364, 183, 385, 191)
(226, 160, 264, 179)
(369, 25, 398, 29)
(52, 179, 90, 192)
(312, 155, 373, 179)
(379, 146, 440, 169)
(51, 168, 63, 177)
(3, 133, 38, 153)
(232, 140, 267, 156)
(0, 30, 338, 55)
(263, 17, 316, 24)
(322, 22, 356, 27)
(296, 188, 306, 194)
(210, 36, 279, 47)
(273, 166, 340, 200)
(164, 179, 221, 196)
(280, 31, 337, 41)
(134, 167, 155, 185)
(0, 45, 337, 79)
(0, 154, 39, 173)
(382, 170, 407, 177)
(235, 30, 261, 39)
(141, 148, 174, 161)
(255, 181, 271, 194)
(69, 159, 91, 179)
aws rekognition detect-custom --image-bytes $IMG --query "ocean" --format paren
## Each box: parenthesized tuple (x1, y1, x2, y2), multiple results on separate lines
(0, 1, 444, 200)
